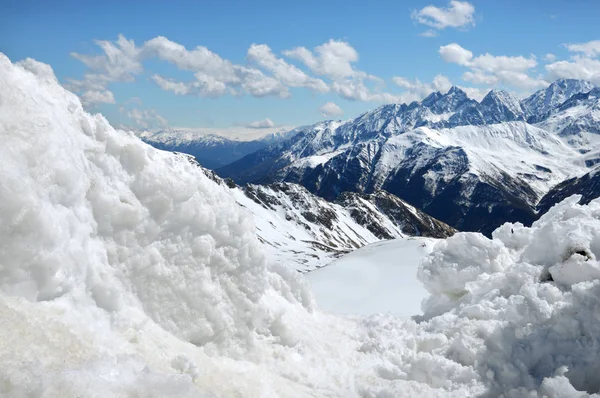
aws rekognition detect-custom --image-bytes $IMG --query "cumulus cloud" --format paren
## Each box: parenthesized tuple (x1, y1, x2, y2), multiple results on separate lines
(440, 43, 547, 90)
(546, 57, 600, 85)
(565, 40, 600, 58)
(543, 53, 557, 62)
(68, 35, 143, 105)
(247, 118, 275, 129)
(392, 74, 453, 102)
(459, 86, 489, 101)
(319, 102, 343, 118)
(419, 30, 438, 38)
(65, 78, 116, 105)
(247, 44, 329, 93)
(284, 40, 362, 80)
(412, 1, 475, 31)
(439, 43, 473, 65)
(284, 40, 399, 103)
(151, 74, 230, 97)
(69, 35, 447, 108)
(126, 108, 168, 130)
(146, 37, 290, 98)
(544, 40, 600, 85)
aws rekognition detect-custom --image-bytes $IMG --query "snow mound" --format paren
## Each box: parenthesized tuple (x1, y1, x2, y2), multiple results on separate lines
(0, 53, 313, 395)
(414, 195, 600, 396)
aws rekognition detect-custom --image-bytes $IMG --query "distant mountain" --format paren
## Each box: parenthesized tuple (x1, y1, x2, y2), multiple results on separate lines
(196, 162, 454, 271)
(535, 86, 600, 141)
(521, 78, 596, 123)
(139, 128, 299, 169)
(218, 82, 593, 235)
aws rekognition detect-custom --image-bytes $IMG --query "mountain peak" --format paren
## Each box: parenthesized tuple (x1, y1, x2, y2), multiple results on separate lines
(447, 86, 465, 96)
(551, 78, 593, 88)
(522, 78, 596, 121)
(482, 89, 518, 103)
(479, 89, 524, 123)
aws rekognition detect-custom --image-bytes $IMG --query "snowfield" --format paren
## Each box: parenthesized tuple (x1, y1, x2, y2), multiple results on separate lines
(3, 53, 600, 397)
(307, 238, 435, 317)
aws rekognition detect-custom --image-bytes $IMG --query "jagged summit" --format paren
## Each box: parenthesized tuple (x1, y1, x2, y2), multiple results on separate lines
(522, 78, 596, 122)
(479, 89, 525, 123)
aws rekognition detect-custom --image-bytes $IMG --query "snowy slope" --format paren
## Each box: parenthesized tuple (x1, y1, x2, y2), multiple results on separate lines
(307, 238, 436, 317)
(198, 169, 454, 271)
(6, 53, 600, 397)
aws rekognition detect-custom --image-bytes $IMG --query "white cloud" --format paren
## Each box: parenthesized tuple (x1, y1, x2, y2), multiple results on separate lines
(330, 80, 401, 103)
(545, 40, 600, 85)
(64, 78, 116, 105)
(151, 74, 230, 97)
(126, 108, 168, 130)
(247, 118, 275, 129)
(419, 30, 438, 38)
(440, 43, 547, 90)
(412, 1, 475, 30)
(68, 35, 143, 105)
(546, 57, 600, 85)
(284, 39, 363, 80)
(237, 67, 290, 98)
(439, 43, 473, 65)
(319, 102, 343, 118)
(565, 40, 600, 58)
(247, 44, 329, 93)
(144, 36, 239, 83)
(72, 35, 143, 82)
(392, 74, 453, 102)
(145, 36, 290, 98)
(284, 40, 398, 103)
(81, 89, 116, 105)
(459, 86, 489, 101)
(543, 53, 557, 62)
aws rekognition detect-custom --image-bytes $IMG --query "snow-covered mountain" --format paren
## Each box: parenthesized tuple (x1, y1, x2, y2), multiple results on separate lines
(197, 165, 454, 271)
(521, 78, 596, 122)
(217, 80, 600, 235)
(139, 128, 299, 169)
(218, 92, 588, 234)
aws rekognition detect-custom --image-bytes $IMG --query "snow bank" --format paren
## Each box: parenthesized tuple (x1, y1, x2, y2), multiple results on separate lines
(414, 195, 600, 396)
(0, 53, 314, 396)
(3, 52, 600, 397)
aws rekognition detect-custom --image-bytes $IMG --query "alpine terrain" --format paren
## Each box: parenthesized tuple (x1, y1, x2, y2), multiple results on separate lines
(210, 79, 599, 235)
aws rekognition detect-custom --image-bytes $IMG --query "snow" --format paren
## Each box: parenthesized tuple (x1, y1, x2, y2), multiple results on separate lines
(4, 53, 600, 397)
(382, 122, 586, 194)
(231, 184, 397, 271)
(423, 111, 454, 123)
(307, 238, 435, 317)
(292, 149, 346, 168)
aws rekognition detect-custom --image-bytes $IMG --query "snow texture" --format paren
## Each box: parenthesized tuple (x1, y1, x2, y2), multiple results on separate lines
(307, 238, 435, 317)
(3, 53, 600, 397)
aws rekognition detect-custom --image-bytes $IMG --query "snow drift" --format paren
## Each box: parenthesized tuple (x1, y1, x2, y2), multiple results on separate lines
(3, 52, 600, 397)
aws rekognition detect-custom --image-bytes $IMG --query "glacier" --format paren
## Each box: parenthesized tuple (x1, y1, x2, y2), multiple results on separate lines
(3, 53, 600, 397)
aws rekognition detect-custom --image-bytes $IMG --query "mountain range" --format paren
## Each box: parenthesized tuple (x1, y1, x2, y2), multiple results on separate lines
(145, 79, 600, 236)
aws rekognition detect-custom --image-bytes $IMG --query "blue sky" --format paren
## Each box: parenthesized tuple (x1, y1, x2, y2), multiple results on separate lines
(2, 0, 600, 135)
